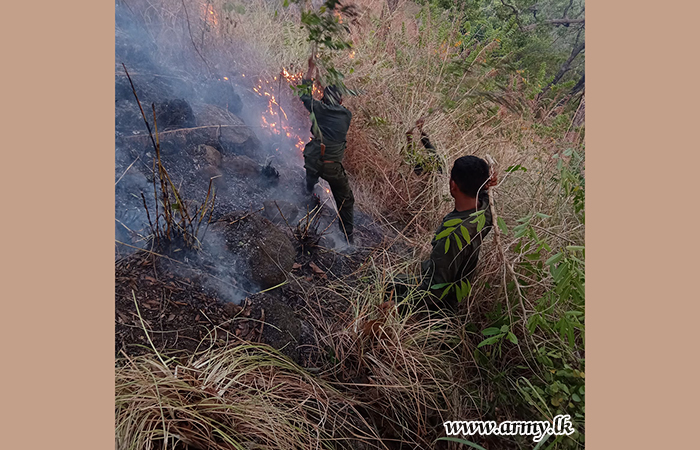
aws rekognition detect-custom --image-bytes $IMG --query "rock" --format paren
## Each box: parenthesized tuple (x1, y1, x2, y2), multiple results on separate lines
(214, 212, 296, 289)
(222, 155, 259, 178)
(115, 97, 195, 136)
(263, 200, 299, 225)
(187, 144, 222, 167)
(198, 165, 225, 189)
(155, 99, 196, 131)
(194, 103, 246, 128)
(198, 79, 243, 114)
(192, 104, 264, 159)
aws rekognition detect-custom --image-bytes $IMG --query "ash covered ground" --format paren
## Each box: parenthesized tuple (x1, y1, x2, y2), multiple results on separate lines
(114, 3, 390, 362)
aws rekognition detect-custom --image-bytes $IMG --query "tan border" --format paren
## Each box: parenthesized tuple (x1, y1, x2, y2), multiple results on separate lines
(587, 0, 700, 448)
(3, 1, 115, 448)
(3, 1, 700, 449)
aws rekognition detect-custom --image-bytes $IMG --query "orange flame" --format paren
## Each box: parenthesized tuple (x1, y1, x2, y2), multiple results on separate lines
(247, 69, 318, 156)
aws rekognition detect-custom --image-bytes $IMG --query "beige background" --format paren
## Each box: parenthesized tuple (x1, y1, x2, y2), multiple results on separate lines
(2, 0, 699, 448)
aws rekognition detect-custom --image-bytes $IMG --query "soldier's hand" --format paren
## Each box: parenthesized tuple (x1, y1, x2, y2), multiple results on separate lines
(486, 169, 499, 188)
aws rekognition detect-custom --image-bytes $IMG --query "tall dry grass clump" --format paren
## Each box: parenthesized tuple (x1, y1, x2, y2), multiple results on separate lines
(300, 252, 483, 448)
(116, 344, 384, 450)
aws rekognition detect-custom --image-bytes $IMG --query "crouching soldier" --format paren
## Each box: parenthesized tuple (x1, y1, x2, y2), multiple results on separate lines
(417, 155, 496, 311)
(403, 118, 443, 175)
(300, 56, 355, 243)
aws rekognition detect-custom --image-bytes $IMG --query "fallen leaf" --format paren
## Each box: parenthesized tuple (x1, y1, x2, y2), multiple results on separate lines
(292, 263, 302, 270)
(309, 262, 326, 277)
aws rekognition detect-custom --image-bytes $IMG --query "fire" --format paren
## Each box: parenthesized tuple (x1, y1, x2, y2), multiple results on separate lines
(248, 69, 318, 155)
(202, 3, 218, 27)
(223, 76, 229, 80)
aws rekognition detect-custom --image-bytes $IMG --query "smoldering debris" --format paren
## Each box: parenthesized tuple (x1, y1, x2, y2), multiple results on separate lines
(114, 1, 362, 307)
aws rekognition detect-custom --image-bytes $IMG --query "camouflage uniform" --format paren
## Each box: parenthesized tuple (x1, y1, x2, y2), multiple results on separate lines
(403, 130, 443, 175)
(300, 80, 354, 237)
(419, 190, 493, 310)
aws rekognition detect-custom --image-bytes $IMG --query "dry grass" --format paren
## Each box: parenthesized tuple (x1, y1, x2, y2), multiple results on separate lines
(116, 343, 384, 450)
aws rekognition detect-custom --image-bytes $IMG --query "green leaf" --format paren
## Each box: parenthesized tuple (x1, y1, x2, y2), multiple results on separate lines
(497, 217, 508, 234)
(477, 335, 501, 348)
(439, 284, 453, 300)
(482, 327, 501, 336)
(444, 237, 450, 253)
(505, 164, 527, 173)
(476, 214, 486, 233)
(572, 393, 581, 402)
(535, 212, 551, 219)
(283, 0, 289, 7)
(454, 234, 463, 251)
(500, 325, 509, 333)
(430, 283, 450, 290)
(507, 332, 518, 344)
(444, 218, 463, 227)
(545, 252, 564, 266)
(460, 225, 471, 244)
(460, 280, 471, 299)
(435, 226, 455, 240)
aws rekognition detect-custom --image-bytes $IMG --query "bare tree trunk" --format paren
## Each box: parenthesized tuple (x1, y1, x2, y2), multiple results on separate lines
(570, 73, 585, 96)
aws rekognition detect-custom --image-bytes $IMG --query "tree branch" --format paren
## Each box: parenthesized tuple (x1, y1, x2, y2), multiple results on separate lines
(499, 0, 524, 31)
(523, 18, 584, 32)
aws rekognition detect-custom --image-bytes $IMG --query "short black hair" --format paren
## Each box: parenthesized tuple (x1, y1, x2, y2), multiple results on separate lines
(450, 156, 490, 197)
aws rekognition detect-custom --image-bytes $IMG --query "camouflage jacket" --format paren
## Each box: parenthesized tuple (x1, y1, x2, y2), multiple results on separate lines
(300, 79, 352, 162)
(420, 191, 493, 304)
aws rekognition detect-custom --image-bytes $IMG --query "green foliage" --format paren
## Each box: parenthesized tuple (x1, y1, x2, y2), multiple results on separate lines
(478, 324, 518, 356)
(422, 0, 584, 105)
(286, 0, 356, 89)
(468, 148, 584, 448)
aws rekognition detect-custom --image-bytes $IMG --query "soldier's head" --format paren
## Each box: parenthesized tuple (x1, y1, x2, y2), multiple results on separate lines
(450, 156, 490, 199)
(322, 85, 342, 106)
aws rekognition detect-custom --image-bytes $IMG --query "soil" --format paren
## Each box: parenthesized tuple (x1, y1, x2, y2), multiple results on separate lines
(115, 217, 388, 364)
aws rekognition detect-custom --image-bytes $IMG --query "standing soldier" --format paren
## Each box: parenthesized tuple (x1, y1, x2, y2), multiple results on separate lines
(300, 56, 355, 244)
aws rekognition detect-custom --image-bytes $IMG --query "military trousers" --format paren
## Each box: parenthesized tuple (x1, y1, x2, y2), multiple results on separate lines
(304, 156, 354, 238)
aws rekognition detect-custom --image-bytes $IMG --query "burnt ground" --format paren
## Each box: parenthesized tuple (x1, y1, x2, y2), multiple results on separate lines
(115, 217, 391, 364)
(114, 24, 401, 367)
